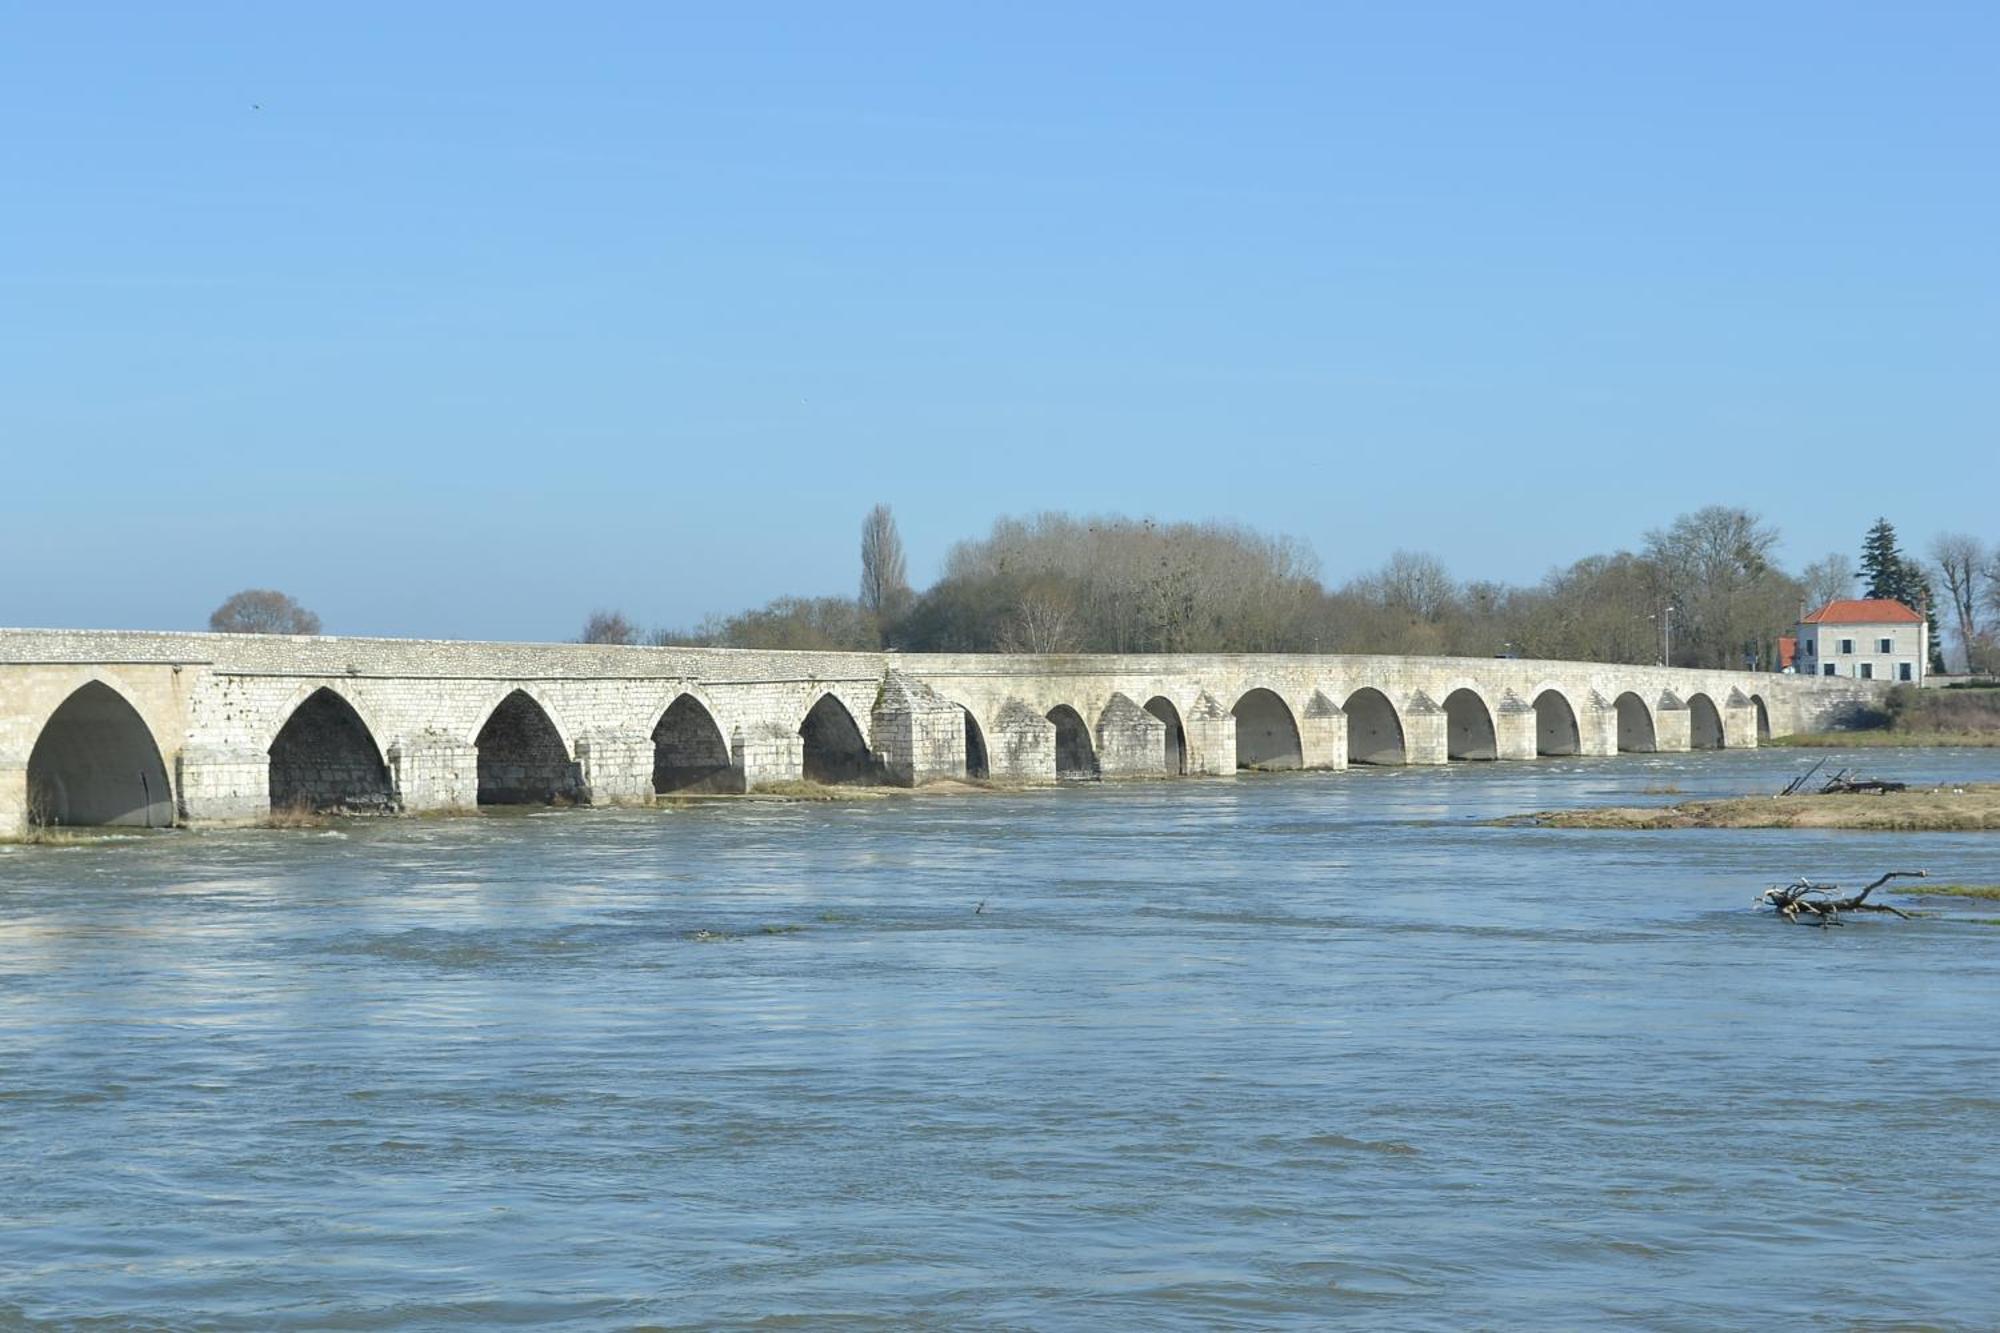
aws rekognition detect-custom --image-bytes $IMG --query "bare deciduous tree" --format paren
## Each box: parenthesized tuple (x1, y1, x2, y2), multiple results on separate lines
(1800, 553, 1855, 612)
(1931, 533, 1987, 671)
(1643, 507, 1795, 668)
(209, 589, 321, 635)
(580, 610, 638, 645)
(859, 504, 911, 627)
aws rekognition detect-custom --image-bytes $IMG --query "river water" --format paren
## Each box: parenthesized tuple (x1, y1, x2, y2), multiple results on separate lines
(3, 747, 1998, 1329)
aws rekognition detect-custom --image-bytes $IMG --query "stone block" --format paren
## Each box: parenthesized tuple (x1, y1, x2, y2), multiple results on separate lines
(733, 723, 803, 790)
(176, 744, 272, 824)
(1494, 690, 1538, 760)
(1095, 692, 1167, 777)
(1401, 690, 1449, 765)
(1654, 691, 1692, 752)
(575, 731, 655, 804)
(1579, 692, 1619, 756)
(987, 698, 1056, 781)
(1299, 691, 1348, 770)
(872, 671, 967, 787)
(1182, 691, 1237, 775)
(1723, 688, 1759, 749)
(389, 733, 475, 812)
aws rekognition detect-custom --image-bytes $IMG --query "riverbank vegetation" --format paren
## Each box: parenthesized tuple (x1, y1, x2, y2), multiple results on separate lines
(593, 504, 1961, 669)
(1772, 684, 2000, 747)
(577, 507, 2000, 672)
(1503, 784, 2000, 831)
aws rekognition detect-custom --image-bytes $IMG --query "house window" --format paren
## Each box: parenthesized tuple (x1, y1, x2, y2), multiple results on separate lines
(1840, 638, 1854, 654)
(1899, 662, 1913, 681)
(1804, 639, 1814, 656)
(1823, 663, 1837, 676)
(1860, 663, 1873, 680)
(1878, 638, 1894, 653)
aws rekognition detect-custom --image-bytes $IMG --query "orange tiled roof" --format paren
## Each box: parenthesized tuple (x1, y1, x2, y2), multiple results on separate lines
(1801, 598, 1923, 625)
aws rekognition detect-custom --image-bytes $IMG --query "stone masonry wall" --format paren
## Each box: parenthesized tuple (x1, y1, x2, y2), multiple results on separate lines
(0, 628, 1892, 835)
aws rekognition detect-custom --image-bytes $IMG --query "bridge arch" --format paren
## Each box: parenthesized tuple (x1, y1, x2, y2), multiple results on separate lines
(652, 693, 739, 794)
(1232, 688, 1302, 770)
(269, 685, 394, 813)
(1751, 694, 1772, 742)
(801, 693, 876, 784)
(1442, 688, 1497, 761)
(961, 706, 990, 780)
(26, 680, 175, 828)
(476, 689, 581, 805)
(1612, 691, 1656, 752)
(1687, 692, 1725, 750)
(1143, 696, 1187, 775)
(1345, 688, 1405, 765)
(1531, 689, 1581, 756)
(1046, 704, 1099, 780)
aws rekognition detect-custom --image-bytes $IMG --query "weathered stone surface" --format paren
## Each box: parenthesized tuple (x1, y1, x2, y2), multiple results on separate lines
(987, 698, 1056, 782)
(1298, 691, 1348, 771)
(0, 628, 1887, 834)
(1182, 691, 1237, 776)
(872, 671, 966, 787)
(1494, 689, 1538, 761)
(1095, 692, 1167, 778)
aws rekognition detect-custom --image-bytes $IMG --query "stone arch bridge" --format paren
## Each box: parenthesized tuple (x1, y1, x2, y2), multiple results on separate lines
(0, 629, 1881, 835)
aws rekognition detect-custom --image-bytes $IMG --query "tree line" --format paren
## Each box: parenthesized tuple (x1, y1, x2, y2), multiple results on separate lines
(194, 507, 1999, 674)
(572, 506, 1999, 673)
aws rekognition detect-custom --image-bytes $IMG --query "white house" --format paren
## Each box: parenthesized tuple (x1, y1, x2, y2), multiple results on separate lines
(1795, 598, 1928, 684)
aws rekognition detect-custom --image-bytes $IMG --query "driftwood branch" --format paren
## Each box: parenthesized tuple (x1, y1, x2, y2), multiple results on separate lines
(1756, 870, 1927, 926)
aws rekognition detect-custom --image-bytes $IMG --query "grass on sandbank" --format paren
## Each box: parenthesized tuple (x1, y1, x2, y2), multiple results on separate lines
(1498, 784, 2000, 831)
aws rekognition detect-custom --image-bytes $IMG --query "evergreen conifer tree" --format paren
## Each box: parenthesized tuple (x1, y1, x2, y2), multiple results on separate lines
(1860, 518, 1903, 601)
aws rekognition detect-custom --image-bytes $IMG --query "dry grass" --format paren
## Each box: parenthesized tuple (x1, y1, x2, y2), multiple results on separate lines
(1503, 784, 2000, 831)
(264, 801, 333, 830)
(1908, 883, 2000, 901)
(1769, 731, 2000, 749)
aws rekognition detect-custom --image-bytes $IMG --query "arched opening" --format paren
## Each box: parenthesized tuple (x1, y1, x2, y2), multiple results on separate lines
(1688, 693, 1725, 750)
(1143, 696, 1187, 775)
(1443, 689, 1497, 761)
(963, 709, 990, 780)
(1345, 688, 1405, 765)
(26, 681, 174, 827)
(1046, 704, 1099, 780)
(801, 693, 876, 785)
(1232, 688, 1302, 770)
(269, 687, 393, 814)
(653, 694, 739, 794)
(1752, 695, 1771, 742)
(1532, 690, 1580, 757)
(476, 690, 580, 805)
(1612, 692, 1656, 753)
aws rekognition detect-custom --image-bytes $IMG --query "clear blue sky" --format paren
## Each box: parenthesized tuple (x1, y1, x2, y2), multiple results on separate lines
(3, 3, 1993, 640)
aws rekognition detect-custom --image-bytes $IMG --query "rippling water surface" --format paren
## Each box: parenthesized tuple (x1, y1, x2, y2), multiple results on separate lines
(4, 747, 1998, 1329)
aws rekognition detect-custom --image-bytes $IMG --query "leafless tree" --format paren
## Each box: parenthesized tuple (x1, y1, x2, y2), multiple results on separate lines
(1643, 507, 1795, 668)
(859, 504, 911, 626)
(1930, 533, 1987, 671)
(209, 589, 321, 635)
(1800, 553, 1855, 612)
(999, 584, 1080, 654)
(580, 610, 638, 645)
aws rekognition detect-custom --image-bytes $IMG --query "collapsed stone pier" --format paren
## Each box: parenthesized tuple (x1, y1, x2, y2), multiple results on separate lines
(0, 628, 1884, 836)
